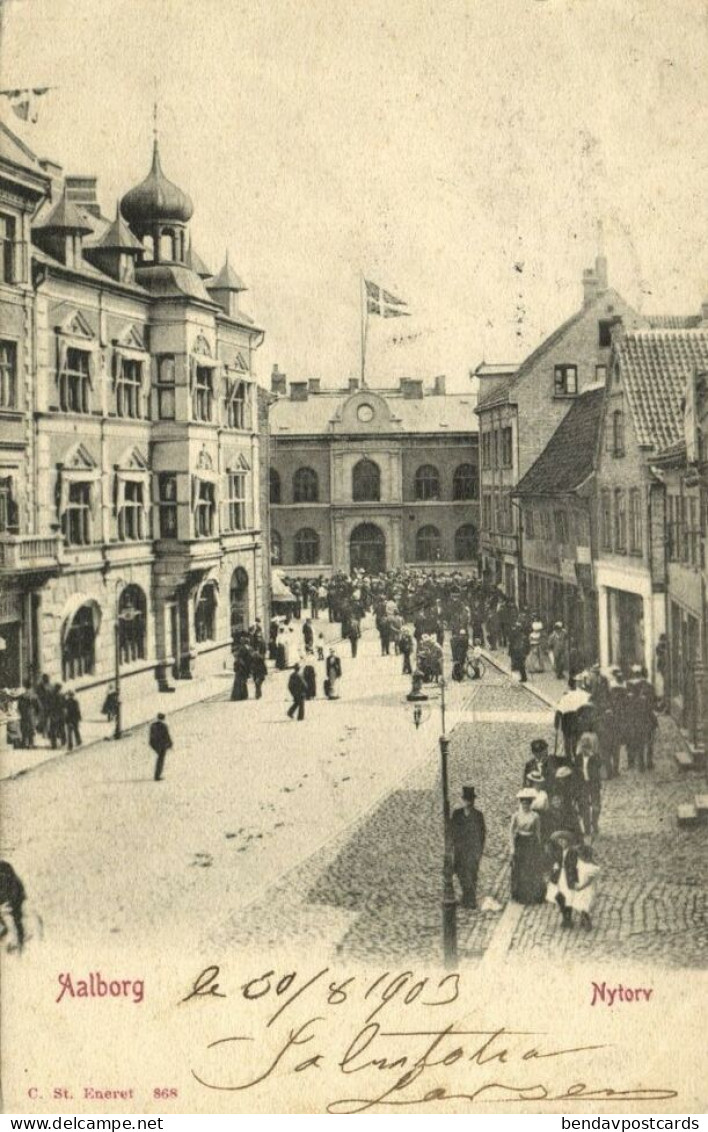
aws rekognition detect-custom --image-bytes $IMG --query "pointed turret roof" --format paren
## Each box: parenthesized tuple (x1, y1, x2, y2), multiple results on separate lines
(209, 250, 246, 292)
(97, 204, 143, 252)
(37, 186, 92, 233)
(120, 139, 193, 227)
(187, 244, 213, 279)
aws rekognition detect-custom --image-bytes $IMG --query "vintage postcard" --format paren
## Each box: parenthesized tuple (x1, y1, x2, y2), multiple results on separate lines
(0, 0, 706, 1116)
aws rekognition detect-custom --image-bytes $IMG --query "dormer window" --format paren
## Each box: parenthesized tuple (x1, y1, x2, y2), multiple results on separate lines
(554, 365, 577, 396)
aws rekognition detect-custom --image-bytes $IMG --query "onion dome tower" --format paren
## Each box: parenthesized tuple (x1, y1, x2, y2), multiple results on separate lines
(120, 139, 193, 265)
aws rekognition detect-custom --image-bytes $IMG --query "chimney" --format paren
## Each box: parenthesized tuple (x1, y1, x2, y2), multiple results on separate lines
(348, 378, 359, 392)
(270, 364, 287, 396)
(65, 175, 101, 218)
(290, 381, 309, 402)
(308, 378, 321, 394)
(433, 375, 446, 396)
(402, 378, 423, 399)
(595, 255, 608, 292)
(582, 266, 599, 307)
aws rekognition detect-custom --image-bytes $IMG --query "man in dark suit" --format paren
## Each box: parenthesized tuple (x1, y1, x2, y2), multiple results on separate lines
(451, 785, 486, 909)
(149, 713, 173, 781)
(287, 665, 307, 721)
(523, 738, 549, 788)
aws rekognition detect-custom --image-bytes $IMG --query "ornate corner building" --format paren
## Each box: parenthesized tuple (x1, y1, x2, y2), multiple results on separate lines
(0, 121, 268, 698)
(267, 370, 479, 576)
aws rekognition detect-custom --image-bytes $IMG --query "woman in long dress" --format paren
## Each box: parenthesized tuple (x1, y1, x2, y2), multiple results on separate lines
(510, 791, 545, 904)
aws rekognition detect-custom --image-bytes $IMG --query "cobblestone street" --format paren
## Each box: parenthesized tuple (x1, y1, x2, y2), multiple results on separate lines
(219, 659, 708, 969)
(3, 620, 706, 967)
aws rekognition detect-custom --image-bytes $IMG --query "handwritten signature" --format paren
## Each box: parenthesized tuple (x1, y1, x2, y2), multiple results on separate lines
(180, 965, 677, 1113)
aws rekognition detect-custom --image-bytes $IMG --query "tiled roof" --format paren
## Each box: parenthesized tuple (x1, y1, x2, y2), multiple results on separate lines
(36, 188, 92, 233)
(646, 314, 702, 330)
(475, 373, 516, 410)
(515, 386, 605, 496)
(209, 252, 246, 292)
(270, 390, 478, 436)
(619, 329, 708, 450)
(653, 438, 687, 465)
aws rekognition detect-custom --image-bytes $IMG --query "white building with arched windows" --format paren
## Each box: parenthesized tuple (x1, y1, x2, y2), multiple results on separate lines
(268, 370, 479, 576)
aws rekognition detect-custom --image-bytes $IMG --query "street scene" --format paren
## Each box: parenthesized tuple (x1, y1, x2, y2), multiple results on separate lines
(3, 594, 706, 969)
(0, 0, 707, 989)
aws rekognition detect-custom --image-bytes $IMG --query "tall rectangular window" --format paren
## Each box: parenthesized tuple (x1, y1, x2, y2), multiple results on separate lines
(158, 473, 178, 538)
(226, 472, 247, 531)
(62, 481, 92, 545)
(524, 507, 535, 539)
(614, 489, 627, 552)
(194, 366, 213, 422)
(501, 426, 513, 467)
(60, 347, 91, 413)
(195, 480, 215, 537)
(0, 213, 16, 283)
(482, 492, 492, 531)
(225, 380, 246, 429)
(0, 340, 17, 409)
(0, 476, 18, 532)
(600, 489, 612, 550)
(116, 357, 143, 419)
(157, 355, 175, 420)
(554, 508, 568, 544)
(612, 409, 625, 456)
(629, 487, 642, 554)
(118, 480, 144, 541)
(554, 365, 578, 396)
(687, 496, 699, 566)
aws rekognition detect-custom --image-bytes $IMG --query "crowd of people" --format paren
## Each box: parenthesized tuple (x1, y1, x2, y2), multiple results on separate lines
(5, 677, 83, 752)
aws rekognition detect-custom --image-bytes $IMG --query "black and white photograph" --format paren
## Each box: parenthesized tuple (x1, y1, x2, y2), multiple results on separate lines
(0, 0, 706, 1117)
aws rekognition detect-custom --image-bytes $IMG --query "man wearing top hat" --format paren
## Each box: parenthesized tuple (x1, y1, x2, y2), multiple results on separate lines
(451, 785, 486, 909)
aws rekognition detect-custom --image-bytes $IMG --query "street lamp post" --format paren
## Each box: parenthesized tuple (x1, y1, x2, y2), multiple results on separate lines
(114, 581, 124, 740)
(438, 676, 458, 967)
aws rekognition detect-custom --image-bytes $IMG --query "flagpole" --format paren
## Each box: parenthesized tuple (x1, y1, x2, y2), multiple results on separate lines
(360, 272, 368, 388)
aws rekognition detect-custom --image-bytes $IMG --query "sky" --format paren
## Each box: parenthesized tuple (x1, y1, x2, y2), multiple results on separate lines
(2, 0, 707, 392)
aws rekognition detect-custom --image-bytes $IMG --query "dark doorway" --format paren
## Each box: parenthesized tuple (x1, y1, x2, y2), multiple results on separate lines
(350, 523, 386, 574)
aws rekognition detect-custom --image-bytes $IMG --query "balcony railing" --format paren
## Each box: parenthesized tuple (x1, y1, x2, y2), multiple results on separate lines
(0, 533, 63, 573)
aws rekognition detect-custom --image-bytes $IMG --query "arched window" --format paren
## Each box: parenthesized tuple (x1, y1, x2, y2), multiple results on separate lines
(454, 524, 478, 561)
(269, 467, 281, 504)
(271, 530, 282, 565)
(352, 458, 380, 502)
(294, 527, 319, 565)
(416, 524, 442, 562)
(195, 582, 217, 643)
(118, 584, 147, 663)
(62, 603, 97, 681)
(293, 466, 319, 503)
(453, 463, 477, 501)
(414, 464, 441, 501)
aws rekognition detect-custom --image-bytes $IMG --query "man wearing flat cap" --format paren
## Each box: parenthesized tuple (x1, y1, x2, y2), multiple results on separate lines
(451, 786, 486, 909)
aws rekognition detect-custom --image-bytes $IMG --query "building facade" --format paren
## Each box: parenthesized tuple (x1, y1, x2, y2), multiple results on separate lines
(475, 257, 642, 604)
(268, 372, 479, 575)
(594, 324, 708, 685)
(514, 386, 604, 667)
(0, 121, 267, 701)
